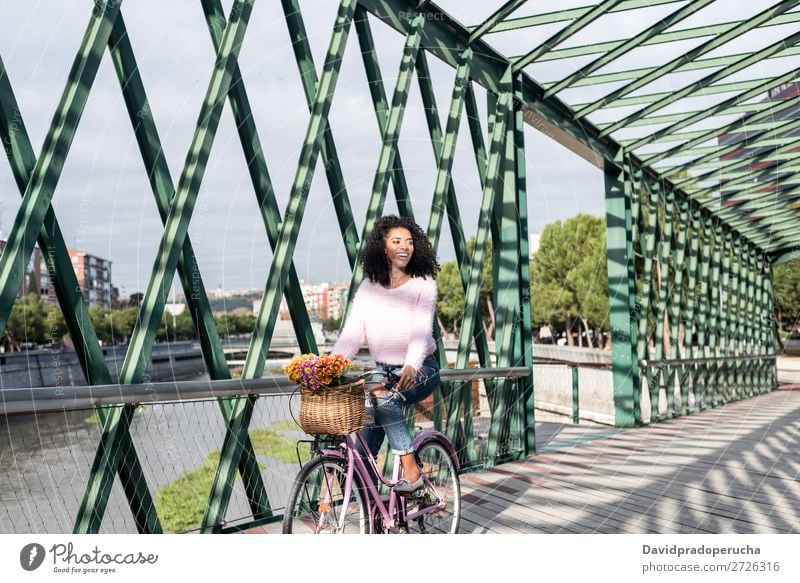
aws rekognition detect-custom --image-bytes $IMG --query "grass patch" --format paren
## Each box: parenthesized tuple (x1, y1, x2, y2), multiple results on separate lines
(154, 450, 223, 533)
(249, 426, 311, 465)
(153, 422, 310, 532)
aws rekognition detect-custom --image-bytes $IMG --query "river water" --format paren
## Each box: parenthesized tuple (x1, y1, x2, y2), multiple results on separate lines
(0, 373, 305, 534)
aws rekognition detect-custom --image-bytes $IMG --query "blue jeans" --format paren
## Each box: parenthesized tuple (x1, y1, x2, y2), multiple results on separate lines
(359, 353, 440, 458)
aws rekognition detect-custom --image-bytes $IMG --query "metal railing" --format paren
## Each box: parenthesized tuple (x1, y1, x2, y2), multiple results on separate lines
(640, 354, 777, 422)
(0, 366, 530, 534)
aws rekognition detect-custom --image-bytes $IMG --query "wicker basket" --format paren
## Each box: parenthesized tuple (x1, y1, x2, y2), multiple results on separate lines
(298, 379, 366, 435)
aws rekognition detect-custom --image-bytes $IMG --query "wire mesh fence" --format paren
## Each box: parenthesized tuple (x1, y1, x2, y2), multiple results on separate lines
(0, 392, 309, 534)
(1, 365, 533, 534)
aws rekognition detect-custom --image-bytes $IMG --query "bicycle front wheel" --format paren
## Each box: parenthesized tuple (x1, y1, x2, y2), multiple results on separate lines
(282, 455, 369, 534)
(406, 438, 461, 534)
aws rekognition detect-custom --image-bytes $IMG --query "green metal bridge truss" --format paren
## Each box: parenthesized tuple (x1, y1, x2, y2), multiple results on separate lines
(0, 0, 794, 532)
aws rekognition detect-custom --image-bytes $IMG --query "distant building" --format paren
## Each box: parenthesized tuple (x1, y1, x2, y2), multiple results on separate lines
(68, 248, 113, 309)
(269, 280, 351, 321)
(717, 82, 800, 224)
(0, 240, 49, 300)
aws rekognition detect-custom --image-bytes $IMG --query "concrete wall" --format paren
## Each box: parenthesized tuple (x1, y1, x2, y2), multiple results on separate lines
(0, 342, 206, 389)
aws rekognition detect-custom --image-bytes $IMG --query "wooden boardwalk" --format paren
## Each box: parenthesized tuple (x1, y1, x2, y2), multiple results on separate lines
(459, 386, 800, 533)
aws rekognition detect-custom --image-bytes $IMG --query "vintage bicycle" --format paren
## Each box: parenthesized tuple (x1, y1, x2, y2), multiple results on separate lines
(282, 368, 461, 534)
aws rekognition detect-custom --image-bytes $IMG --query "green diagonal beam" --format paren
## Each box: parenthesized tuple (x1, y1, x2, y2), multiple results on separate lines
(530, 10, 800, 63)
(425, 50, 471, 256)
(574, 0, 797, 119)
(415, 52, 494, 436)
(468, 0, 528, 44)
(452, 82, 511, 453)
(343, 14, 425, 307)
(76, 0, 254, 534)
(578, 78, 775, 112)
(0, 0, 122, 335)
(353, 6, 415, 218)
(204, 0, 316, 355)
(483, 0, 690, 34)
(245, 0, 357, 381)
(543, 0, 716, 98)
(0, 57, 111, 387)
(513, 0, 622, 72)
(282, 0, 360, 267)
(122, 0, 253, 384)
(566, 48, 800, 90)
(627, 67, 800, 152)
(599, 31, 800, 138)
(654, 133, 800, 164)
(1, 44, 159, 535)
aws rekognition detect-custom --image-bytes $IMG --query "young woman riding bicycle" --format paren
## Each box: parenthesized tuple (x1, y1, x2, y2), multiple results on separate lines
(331, 214, 440, 496)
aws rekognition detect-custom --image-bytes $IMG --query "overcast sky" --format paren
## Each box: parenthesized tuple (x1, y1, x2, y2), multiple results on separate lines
(0, 1, 791, 297)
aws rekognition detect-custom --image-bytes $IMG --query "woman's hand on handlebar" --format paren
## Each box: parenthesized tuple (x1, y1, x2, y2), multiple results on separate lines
(395, 364, 417, 390)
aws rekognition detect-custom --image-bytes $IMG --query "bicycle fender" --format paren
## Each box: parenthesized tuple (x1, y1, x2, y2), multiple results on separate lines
(413, 430, 460, 471)
(317, 449, 346, 461)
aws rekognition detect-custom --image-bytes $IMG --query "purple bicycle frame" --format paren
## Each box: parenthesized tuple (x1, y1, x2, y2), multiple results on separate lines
(318, 429, 459, 532)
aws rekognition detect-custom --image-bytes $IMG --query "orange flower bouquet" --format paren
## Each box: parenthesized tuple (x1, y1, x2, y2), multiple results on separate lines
(285, 353, 364, 435)
(283, 353, 354, 392)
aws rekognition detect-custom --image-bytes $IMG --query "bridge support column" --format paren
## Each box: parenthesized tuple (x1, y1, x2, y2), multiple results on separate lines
(604, 152, 640, 427)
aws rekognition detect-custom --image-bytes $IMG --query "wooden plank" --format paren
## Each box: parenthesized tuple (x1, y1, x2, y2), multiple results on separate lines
(453, 389, 800, 533)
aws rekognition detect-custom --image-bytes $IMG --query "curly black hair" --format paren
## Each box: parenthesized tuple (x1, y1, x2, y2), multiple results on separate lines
(360, 215, 440, 286)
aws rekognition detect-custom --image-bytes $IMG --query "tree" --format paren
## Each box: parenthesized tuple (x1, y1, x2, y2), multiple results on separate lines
(531, 214, 609, 347)
(321, 316, 342, 333)
(773, 260, 800, 337)
(5, 293, 47, 350)
(435, 237, 495, 338)
(435, 261, 464, 336)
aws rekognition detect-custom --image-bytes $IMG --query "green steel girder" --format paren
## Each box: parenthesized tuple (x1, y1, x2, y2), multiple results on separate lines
(122, 0, 254, 385)
(342, 13, 425, 310)
(599, 31, 800, 139)
(424, 49, 471, 254)
(353, 6, 417, 219)
(531, 10, 800, 63)
(0, 58, 112, 387)
(109, 9, 272, 531)
(512, 0, 621, 72)
(468, 0, 528, 44)
(513, 73, 535, 456)
(0, 0, 122, 337)
(245, 0, 357, 381)
(605, 152, 639, 427)
(452, 80, 511, 457)
(584, 79, 777, 113)
(1, 43, 159, 535)
(627, 67, 800, 152)
(0, 0, 166, 534)
(569, 47, 800, 92)
(575, 1, 797, 119)
(284, 0, 361, 267)
(76, 0, 256, 534)
(480, 0, 682, 35)
(543, 0, 716, 99)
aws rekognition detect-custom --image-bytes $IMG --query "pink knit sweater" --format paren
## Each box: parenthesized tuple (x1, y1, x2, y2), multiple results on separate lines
(331, 276, 437, 370)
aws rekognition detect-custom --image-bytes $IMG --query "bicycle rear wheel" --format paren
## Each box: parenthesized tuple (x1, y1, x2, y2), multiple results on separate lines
(406, 438, 461, 534)
(282, 455, 369, 534)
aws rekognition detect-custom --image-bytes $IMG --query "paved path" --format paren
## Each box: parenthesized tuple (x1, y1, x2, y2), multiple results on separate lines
(459, 386, 800, 533)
